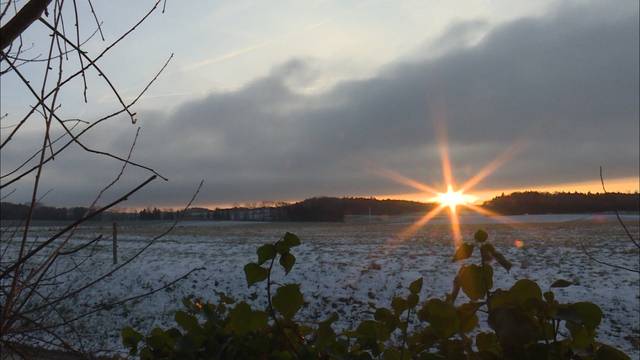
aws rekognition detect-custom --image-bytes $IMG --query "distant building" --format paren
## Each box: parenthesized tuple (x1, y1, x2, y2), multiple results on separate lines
(183, 207, 211, 220)
(210, 207, 287, 221)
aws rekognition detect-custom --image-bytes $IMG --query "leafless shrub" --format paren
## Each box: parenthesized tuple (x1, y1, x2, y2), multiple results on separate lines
(1, 0, 202, 356)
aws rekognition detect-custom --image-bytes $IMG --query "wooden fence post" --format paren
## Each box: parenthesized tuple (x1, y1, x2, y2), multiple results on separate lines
(112, 222, 118, 265)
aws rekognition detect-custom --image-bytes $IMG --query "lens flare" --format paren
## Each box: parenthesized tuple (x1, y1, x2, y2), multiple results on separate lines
(377, 119, 522, 246)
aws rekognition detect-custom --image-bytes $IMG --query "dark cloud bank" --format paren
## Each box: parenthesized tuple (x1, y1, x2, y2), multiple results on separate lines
(2, 1, 638, 207)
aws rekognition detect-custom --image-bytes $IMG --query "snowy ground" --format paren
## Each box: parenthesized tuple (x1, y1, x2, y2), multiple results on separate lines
(2, 214, 639, 357)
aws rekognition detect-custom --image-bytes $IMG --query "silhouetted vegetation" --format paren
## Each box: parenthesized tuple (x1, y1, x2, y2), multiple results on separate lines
(122, 231, 630, 359)
(283, 197, 434, 222)
(483, 191, 639, 215)
(4, 192, 638, 222)
(0, 202, 176, 222)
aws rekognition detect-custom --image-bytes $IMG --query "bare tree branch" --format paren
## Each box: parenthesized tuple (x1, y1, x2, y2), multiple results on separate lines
(579, 242, 639, 273)
(0, 0, 52, 50)
(0, 1, 191, 354)
(600, 166, 640, 248)
(0, 175, 157, 279)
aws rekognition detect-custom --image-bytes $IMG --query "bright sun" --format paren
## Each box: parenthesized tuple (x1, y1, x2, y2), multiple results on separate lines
(435, 185, 474, 211)
(377, 119, 522, 245)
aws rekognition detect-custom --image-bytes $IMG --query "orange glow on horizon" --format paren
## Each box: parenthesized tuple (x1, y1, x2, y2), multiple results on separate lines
(374, 109, 639, 247)
(475, 177, 640, 200)
(368, 176, 639, 207)
(134, 175, 638, 211)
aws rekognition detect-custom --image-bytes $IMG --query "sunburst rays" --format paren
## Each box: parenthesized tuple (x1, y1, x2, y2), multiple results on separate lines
(379, 123, 523, 246)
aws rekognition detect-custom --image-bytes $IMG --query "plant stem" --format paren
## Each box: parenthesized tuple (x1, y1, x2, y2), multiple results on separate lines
(400, 307, 411, 360)
(266, 250, 299, 358)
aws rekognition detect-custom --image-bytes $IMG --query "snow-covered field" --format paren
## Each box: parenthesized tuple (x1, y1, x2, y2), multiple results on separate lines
(3, 214, 639, 357)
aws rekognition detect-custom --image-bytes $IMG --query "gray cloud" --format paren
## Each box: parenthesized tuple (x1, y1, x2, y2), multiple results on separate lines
(2, 0, 638, 207)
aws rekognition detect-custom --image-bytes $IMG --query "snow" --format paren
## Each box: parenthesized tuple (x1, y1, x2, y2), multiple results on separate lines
(2, 214, 639, 357)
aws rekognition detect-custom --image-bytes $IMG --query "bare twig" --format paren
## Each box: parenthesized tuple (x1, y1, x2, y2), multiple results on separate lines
(35, 267, 205, 330)
(0, 175, 157, 279)
(1, 188, 17, 200)
(0, 1, 184, 354)
(86, 0, 104, 41)
(0, 0, 163, 148)
(0, 54, 169, 182)
(579, 242, 639, 273)
(19, 180, 204, 317)
(600, 166, 640, 248)
(57, 235, 103, 256)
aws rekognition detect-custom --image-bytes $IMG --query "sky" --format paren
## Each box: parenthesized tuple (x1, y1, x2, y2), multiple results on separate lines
(1, 0, 638, 208)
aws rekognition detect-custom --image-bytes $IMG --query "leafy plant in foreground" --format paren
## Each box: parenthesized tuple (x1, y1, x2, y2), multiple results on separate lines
(122, 230, 630, 359)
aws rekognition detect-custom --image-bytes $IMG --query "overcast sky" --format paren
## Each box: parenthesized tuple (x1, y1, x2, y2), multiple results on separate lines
(1, 0, 638, 208)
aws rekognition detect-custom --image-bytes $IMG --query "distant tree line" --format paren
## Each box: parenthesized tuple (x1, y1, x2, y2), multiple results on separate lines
(482, 191, 639, 215)
(4, 192, 637, 222)
(208, 197, 435, 222)
(283, 197, 434, 222)
(284, 197, 347, 222)
(0, 202, 182, 222)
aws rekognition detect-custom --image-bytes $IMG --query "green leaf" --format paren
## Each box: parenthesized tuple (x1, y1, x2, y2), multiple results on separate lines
(509, 279, 542, 306)
(272, 284, 304, 319)
(491, 249, 512, 271)
(374, 308, 397, 331)
(147, 328, 174, 351)
(315, 314, 339, 349)
(551, 279, 573, 288)
(391, 296, 408, 315)
(417, 299, 459, 339)
(540, 321, 556, 341)
(244, 263, 268, 286)
(488, 308, 538, 349)
(275, 240, 290, 254)
(452, 243, 474, 262)
(282, 232, 301, 247)
(570, 302, 602, 329)
(409, 277, 423, 294)
(476, 332, 500, 355)
(566, 321, 594, 349)
(257, 244, 276, 265)
(227, 302, 268, 335)
(355, 320, 391, 351)
(139, 348, 152, 360)
(458, 264, 493, 301)
(279, 252, 296, 275)
(175, 311, 199, 333)
(487, 289, 513, 311)
(556, 304, 582, 323)
(121, 326, 144, 354)
(474, 229, 488, 242)
(457, 303, 480, 333)
(383, 348, 402, 360)
(596, 344, 631, 360)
